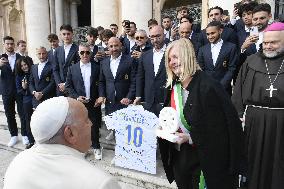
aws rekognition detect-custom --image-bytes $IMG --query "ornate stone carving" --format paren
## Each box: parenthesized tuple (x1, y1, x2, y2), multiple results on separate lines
(161, 3, 202, 24)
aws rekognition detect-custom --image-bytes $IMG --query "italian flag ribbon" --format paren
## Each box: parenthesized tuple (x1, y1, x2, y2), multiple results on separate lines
(171, 82, 206, 189)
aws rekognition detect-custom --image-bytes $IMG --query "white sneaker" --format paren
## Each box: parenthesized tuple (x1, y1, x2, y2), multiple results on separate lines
(105, 131, 114, 141)
(22, 136, 29, 145)
(94, 148, 103, 160)
(7, 136, 18, 147)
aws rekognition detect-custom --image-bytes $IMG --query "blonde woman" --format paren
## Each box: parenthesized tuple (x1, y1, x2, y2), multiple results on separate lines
(158, 38, 244, 189)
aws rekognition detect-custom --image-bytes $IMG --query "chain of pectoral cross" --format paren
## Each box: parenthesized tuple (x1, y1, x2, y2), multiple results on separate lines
(264, 59, 284, 97)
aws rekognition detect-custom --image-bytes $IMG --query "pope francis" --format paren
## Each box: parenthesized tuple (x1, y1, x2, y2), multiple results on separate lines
(4, 97, 121, 189)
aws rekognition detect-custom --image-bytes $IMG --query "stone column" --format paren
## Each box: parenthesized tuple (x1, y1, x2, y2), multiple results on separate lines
(120, 0, 152, 31)
(49, 0, 56, 33)
(201, 0, 209, 29)
(55, 0, 64, 34)
(70, 0, 78, 28)
(24, 0, 50, 61)
(91, 0, 118, 28)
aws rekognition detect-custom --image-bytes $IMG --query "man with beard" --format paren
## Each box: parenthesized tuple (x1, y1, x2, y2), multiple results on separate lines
(241, 3, 272, 55)
(232, 22, 284, 189)
(134, 25, 167, 116)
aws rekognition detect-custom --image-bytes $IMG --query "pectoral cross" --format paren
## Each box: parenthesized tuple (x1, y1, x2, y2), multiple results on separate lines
(266, 85, 277, 97)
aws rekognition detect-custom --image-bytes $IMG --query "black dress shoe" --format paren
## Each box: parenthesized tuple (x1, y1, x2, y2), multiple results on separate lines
(25, 143, 34, 149)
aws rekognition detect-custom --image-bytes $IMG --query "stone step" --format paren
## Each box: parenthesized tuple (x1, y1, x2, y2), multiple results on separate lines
(0, 128, 177, 189)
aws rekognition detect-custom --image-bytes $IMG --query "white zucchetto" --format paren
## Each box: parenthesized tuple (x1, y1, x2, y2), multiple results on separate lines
(30, 97, 69, 143)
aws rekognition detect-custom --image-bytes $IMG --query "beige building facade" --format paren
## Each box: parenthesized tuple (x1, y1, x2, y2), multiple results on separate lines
(0, 0, 281, 60)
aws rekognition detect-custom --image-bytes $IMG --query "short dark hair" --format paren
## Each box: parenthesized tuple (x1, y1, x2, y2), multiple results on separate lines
(47, 33, 59, 42)
(148, 19, 158, 27)
(97, 26, 104, 32)
(15, 57, 33, 76)
(122, 20, 130, 24)
(3, 36, 14, 42)
(206, 21, 222, 30)
(110, 24, 118, 28)
(86, 27, 98, 37)
(162, 15, 172, 20)
(239, 1, 258, 17)
(17, 40, 26, 46)
(101, 29, 114, 39)
(180, 15, 194, 23)
(208, 6, 224, 17)
(130, 22, 137, 28)
(252, 3, 271, 15)
(177, 6, 189, 14)
(60, 24, 73, 33)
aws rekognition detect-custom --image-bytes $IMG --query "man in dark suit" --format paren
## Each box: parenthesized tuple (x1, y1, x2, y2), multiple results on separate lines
(47, 34, 59, 64)
(16, 40, 33, 65)
(199, 6, 238, 47)
(86, 27, 99, 64)
(179, 21, 200, 56)
(0, 36, 26, 147)
(131, 29, 152, 60)
(65, 43, 103, 160)
(98, 37, 136, 141)
(29, 47, 56, 108)
(134, 25, 167, 116)
(120, 22, 137, 55)
(98, 37, 136, 115)
(53, 24, 79, 96)
(198, 21, 238, 95)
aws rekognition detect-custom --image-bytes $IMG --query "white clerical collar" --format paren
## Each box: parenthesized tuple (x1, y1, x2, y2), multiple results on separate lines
(110, 54, 122, 61)
(80, 61, 91, 67)
(211, 39, 223, 48)
(153, 44, 166, 53)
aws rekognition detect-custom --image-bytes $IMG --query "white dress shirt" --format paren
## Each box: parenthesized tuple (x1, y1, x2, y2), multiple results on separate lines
(127, 36, 136, 51)
(80, 62, 91, 99)
(110, 54, 122, 78)
(153, 44, 166, 76)
(7, 53, 16, 71)
(164, 29, 170, 39)
(256, 31, 263, 52)
(64, 44, 72, 60)
(211, 39, 223, 66)
(38, 61, 48, 79)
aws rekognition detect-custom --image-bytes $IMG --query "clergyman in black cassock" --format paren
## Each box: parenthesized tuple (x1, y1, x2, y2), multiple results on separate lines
(232, 23, 284, 189)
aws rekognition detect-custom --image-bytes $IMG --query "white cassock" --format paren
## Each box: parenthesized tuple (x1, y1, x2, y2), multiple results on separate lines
(4, 144, 121, 189)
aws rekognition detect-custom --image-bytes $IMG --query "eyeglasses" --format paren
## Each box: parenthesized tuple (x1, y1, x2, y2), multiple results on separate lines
(79, 51, 91, 55)
(135, 36, 145, 40)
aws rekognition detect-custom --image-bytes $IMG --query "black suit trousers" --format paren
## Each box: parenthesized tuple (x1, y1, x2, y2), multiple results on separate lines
(85, 103, 101, 149)
(23, 101, 34, 143)
(2, 93, 26, 136)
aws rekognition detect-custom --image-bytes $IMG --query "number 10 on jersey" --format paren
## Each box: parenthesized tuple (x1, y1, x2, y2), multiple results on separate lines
(126, 125, 143, 147)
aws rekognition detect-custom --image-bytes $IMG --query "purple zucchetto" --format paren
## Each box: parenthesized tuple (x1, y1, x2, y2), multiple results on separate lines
(264, 22, 284, 32)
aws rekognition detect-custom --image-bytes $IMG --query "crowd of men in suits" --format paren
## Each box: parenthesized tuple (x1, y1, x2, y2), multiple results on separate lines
(0, 1, 277, 163)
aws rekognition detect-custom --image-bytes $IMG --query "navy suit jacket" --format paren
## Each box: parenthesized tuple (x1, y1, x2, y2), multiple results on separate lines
(199, 27, 238, 47)
(53, 44, 79, 84)
(136, 49, 167, 108)
(197, 42, 238, 91)
(237, 30, 257, 61)
(99, 54, 136, 104)
(29, 61, 56, 107)
(65, 62, 100, 103)
(0, 53, 22, 96)
(190, 32, 201, 56)
(121, 36, 132, 55)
